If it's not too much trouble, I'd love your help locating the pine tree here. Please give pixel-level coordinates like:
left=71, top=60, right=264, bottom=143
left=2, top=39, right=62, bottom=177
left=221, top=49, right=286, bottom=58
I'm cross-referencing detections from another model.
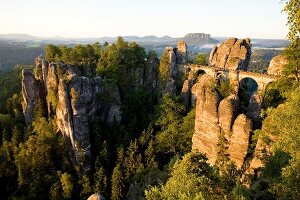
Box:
left=94, top=166, right=108, bottom=197
left=111, top=164, right=124, bottom=200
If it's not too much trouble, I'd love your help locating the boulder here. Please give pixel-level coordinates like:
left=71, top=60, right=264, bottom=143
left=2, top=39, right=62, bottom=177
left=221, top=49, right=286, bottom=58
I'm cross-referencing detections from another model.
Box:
left=267, top=54, right=287, bottom=76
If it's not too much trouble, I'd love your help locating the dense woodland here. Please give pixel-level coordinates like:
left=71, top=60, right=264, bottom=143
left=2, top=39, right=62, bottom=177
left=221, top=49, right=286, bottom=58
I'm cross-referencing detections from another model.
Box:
left=1, top=1, right=300, bottom=199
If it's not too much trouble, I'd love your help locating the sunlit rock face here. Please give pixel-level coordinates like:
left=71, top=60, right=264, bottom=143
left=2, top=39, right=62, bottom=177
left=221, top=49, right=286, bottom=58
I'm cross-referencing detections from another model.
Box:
left=192, top=75, right=254, bottom=169
left=268, top=54, right=287, bottom=76
left=161, top=41, right=188, bottom=94
left=209, top=38, right=251, bottom=70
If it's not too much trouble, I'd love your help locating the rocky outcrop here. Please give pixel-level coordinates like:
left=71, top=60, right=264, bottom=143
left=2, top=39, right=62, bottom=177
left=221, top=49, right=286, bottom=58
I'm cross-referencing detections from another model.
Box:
left=267, top=54, right=287, bottom=76
left=192, top=75, right=221, bottom=164
left=181, top=80, right=191, bottom=109
left=22, top=57, right=122, bottom=172
left=228, top=114, right=253, bottom=168
left=161, top=41, right=188, bottom=94
left=192, top=75, right=256, bottom=168
left=209, top=38, right=251, bottom=70
left=176, top=41, right=187, bottom=64
left=22, top=54, right=159, bottom=171
left=218, top=94, right=239, bottom=134
left=22, top=69, right=41, bottom=124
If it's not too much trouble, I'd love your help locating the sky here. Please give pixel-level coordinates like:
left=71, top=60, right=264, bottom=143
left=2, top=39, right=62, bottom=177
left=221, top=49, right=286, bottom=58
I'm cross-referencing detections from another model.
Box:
left=0, top=0, right=288, bottom=39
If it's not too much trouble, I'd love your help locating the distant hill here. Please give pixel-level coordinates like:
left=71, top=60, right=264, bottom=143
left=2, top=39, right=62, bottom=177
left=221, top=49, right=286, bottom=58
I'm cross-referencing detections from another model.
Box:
left=0, top=33, right=290, bottom=72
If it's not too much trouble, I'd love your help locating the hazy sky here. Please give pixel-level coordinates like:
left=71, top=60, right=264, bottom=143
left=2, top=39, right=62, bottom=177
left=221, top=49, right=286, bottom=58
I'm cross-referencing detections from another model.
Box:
left=0, top=0, right=288, bottom=39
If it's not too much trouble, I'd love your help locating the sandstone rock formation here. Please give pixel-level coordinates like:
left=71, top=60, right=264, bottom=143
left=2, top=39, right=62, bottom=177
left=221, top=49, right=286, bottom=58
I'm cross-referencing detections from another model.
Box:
left=22, top=57, right=122, bottom=171
left=22, top=55, right=159, bottom=172
left=181, top=80, right=191, bottom=109
left=176, top=40, right=187, bottom=64
left=192, top=75, right=256, bottom=168
left=192, top=75, right=221, bottom=164
left=267, top=54, right=287, bottom=76
left=228, top=114, right=253, bottom=168
left=161, top=41, right=188, bottom=94
left=22, top=69, right=42, bottom=124
left=209, top=38, right=251, bottom=70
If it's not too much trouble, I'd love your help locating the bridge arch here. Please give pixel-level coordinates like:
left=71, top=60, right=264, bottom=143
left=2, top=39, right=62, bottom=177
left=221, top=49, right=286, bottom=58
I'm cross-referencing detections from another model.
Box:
left=238, top=77, right=259, bottom=107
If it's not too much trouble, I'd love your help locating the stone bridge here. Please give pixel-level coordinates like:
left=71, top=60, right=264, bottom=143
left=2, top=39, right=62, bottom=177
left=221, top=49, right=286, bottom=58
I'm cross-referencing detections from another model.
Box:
left=186, top=64, right=278, bottom=91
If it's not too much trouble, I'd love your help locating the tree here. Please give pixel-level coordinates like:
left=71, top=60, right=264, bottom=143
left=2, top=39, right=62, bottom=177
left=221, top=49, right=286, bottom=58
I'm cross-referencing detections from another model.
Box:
left=94, top=166, right=108, bottom=196
left=145, top=152, right=219, bottom=200
left=111, top=164, right=124, bottom=200
left=283, top=39, right=300, bottom=82
left=124, top=140, right=144, bottom=180
left=158, top=50, right=170, bottom=85
left=257, top=85, right=300, bottom=199
left=194, top=54, right=208, bottom=65
left=282, top=0, right=300, bottom=42
left=155, top=94, right=186, bottom=154
left=79, top=175, right=93, bottom=198
left=60, top=172, right=74, bottom=199
left=45, top=44, right=61, bottom=61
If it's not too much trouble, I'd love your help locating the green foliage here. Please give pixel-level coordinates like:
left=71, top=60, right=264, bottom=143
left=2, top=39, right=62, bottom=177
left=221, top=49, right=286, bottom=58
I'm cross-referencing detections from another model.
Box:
left=111, top=164, right=124, bottom=200
left=215, top=78, right=232, bottom=99
left=79, top=175, right=93, bottom=199
left=94, top=166, right=108, bottom=196
left=155, top=94, right=186, bottom=154
left=158, top=50, right=170, bottom=85
left=145, top=152, right=219, bottom=200
left=283, top=39, right=300, bottom=82
left=248, top=49, right=282, bottom=73
left=282, top=0, right=300, bottom=41
left=194, top=54, right=208, bottom=65
left=263, top=78, right=294, bottom=108
left=96, top=37, right=146, bottom=92
left=257, top=84, right=300, bottom=199
left=46, top=44, right=62, bottom=61
left=60, top=172, right=74, bottom=199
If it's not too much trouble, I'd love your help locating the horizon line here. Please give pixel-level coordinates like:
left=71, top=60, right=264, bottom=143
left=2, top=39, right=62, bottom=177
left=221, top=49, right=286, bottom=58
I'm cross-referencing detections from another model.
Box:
left=0, top=32, right=288, bottom=41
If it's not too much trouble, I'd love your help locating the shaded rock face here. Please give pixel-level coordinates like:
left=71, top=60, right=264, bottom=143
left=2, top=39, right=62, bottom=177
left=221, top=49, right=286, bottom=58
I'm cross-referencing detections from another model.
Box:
left=192, top=75, right=221, bottom=164
left=181, top=80, right=191, bottom=109
left=22, top=69, right=43, bottom=124
left=209, top=38, right=251, bottom=70
left=192, top=75, right=255, bottom=168
left=22, top=57, right=122, bottom=172
left=268, top=54, right=287, bottom=76
left=22, top=56, right=159, bottom=171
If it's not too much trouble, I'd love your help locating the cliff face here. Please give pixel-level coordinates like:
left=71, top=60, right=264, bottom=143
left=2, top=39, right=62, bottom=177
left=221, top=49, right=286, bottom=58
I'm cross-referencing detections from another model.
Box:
left=191, top=75, right=254, bottom=169
left=209, top=38, right=251, bottom=70
left=22, top=58, right=123, bottom=171
left=190, top=38, right=264, bottom=169
left=22, top=55, right=159, bottom=171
